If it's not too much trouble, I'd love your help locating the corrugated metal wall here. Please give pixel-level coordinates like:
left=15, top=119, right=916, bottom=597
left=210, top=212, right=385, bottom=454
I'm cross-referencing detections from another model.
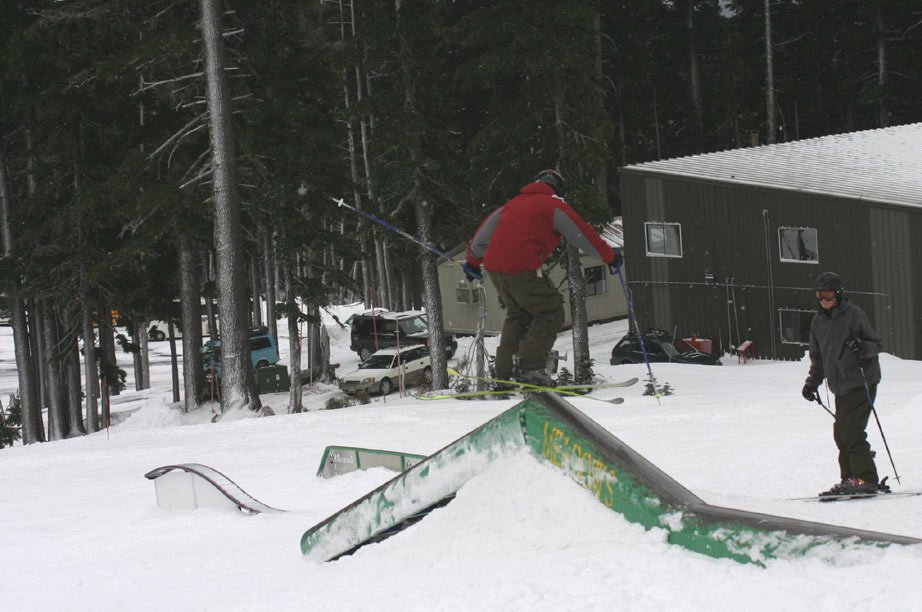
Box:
left=620, top=169, right=922, bottom=360
left=869, top=208, right=916, bottom=358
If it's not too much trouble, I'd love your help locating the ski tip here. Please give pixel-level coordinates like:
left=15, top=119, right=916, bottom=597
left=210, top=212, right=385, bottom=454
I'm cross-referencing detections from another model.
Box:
left=609, top=398, right=625, bottom=404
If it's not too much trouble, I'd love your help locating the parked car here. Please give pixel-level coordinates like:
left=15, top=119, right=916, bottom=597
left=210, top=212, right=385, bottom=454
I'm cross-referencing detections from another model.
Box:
left=339, top=346, right=432, bottom=396
left=203, top=327, right=279, bottom=378
left=148, top=315, right=214, bottom=341
left=348, top=309, right=458, bottom=362
left=610, top=330, right=722, bottom=366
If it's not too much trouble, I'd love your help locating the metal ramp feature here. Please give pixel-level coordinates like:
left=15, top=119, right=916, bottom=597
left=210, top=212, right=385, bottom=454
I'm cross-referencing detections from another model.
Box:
left=300, top=393, right=922, bottom=565
left=316, top=445, right=426, bottom=479
left=145, top=463, right=285, bottom=514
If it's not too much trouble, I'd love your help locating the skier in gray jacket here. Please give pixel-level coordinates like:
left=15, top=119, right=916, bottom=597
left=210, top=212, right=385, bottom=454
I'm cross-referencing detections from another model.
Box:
left=802, top=272, right=883, bottom=496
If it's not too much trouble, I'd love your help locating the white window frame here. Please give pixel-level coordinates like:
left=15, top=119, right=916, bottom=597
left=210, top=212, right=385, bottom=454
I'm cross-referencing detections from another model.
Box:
left=644, top=221, right=683, bottom=258
left=778, top=308, right=814, bottom=346
left=584, top=264, right=607, bottom=297
left=455, top=282, right=481, bottom=305
left=778, top=226, right=819, bottom=264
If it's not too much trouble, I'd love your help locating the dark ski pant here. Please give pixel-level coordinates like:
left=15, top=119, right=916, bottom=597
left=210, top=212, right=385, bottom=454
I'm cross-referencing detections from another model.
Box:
left=834, top=385, right=879, bottom=484
left=488, top=269, right=564, bottom=379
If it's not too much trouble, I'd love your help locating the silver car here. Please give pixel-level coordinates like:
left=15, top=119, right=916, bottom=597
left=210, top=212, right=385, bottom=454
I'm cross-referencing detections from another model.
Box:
left=339, top=346, right=433, bottom=395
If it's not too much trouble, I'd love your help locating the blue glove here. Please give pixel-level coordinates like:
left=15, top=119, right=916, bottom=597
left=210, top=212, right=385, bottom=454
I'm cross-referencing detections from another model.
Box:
left=462, top=262, right=482, bottom=282
left=844, top=336, right=864, bottom=355
left=608, top=248, right=623, bottom=275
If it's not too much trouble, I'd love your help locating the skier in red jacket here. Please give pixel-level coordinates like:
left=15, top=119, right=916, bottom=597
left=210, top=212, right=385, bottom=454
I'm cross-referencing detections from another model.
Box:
left=464, top=169, right=622, bottom=386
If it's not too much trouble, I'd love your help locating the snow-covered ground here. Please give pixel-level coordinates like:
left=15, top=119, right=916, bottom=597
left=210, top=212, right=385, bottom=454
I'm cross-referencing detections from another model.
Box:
left=1, top=306, right=921, bottom=612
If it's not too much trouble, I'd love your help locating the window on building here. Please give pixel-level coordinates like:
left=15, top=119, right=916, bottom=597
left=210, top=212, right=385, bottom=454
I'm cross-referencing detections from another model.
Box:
left=779, top=308, right=814, bottom=345
left=455, top=282, right=481, bottom=304
left=778, top=227, right=819, bottom=263
left=645, top=222, right=683, bottom=257
left=584, top=265, right=606, bottom=296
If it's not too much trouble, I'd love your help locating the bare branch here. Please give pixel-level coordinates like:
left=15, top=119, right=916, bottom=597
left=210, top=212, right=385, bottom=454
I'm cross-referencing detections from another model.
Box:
left=134, top=72, right=205, bottom=96
left=148, top=112, right=208, bottom=161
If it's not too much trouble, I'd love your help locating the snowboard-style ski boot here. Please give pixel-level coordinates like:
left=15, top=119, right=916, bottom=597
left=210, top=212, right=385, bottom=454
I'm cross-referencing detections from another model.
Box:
left=821, top=478, right=879, bottom=497
left=518, top=369, right=554, bottom=387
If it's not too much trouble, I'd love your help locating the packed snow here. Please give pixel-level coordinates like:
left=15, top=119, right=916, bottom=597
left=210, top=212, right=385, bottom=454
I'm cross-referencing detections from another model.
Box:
left=1, top=304, right=921, bottom=612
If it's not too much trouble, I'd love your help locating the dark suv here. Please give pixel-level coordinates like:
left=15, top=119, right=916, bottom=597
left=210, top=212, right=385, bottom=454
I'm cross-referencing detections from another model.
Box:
left=348, top=310, right=458, bottom=362
left=610, top=330, right=721, bottom=366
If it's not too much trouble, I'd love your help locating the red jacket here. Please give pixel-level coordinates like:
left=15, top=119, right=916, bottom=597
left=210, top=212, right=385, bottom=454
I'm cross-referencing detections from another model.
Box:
left=466, top=182, right=616, bottom=274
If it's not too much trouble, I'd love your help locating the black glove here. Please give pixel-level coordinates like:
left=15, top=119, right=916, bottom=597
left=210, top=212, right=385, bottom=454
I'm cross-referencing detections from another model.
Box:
left=801, top=383, right=819, bottom=402
left=844, top=336, right=864, bottom=355
left=461, top=261, right=482, bottom=282
left=608, top=248, right=623, bottom=275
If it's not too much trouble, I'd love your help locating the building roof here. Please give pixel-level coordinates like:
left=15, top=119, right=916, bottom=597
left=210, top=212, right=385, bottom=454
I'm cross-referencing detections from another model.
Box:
left=600, top=218, right=623, bottom=248
left=621, top=123, right=922, bottom=208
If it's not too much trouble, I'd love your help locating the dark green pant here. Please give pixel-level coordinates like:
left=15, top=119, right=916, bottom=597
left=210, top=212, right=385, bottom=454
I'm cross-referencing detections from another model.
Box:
left=488, top=270, right=564, bottom=379
left=834, top=385, right=879, bottom=484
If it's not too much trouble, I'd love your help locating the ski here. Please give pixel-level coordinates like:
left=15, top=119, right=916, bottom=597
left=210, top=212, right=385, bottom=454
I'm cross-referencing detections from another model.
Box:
left=444, top=368, right=636, bottom=405
left=793, top=490, right=922, bottom=503
left=417, top=388, right=625, bottom=403
left=448, top=368, right=638, bottom=391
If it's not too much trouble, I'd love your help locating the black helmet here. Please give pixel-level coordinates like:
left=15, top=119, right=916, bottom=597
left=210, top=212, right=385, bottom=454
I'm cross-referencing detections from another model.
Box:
left=813, top=272, right=843, bottom=295
left=534, top=168, right=565, bottom=196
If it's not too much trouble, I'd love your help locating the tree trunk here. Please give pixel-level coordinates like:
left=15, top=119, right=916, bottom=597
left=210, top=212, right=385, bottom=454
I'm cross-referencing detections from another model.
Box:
left=551, top=64, right=592, bottom=385
left=593, top=11, right=609, bottom=207
left=875, top=1, right=889, bottom=127
left=566, top=246, right=592, bottom=384
left=262, top=227, right=277, bottom=342
left=374, top=236, right=389, bottom=309
left=130, top=324, right=143, bottom=392
left=401, top=268, right=411, bottom=312
left=96, top=297, right=114, bottom=428
left=81, top=295, right=100, bottom=433
left=203, top=251, right=219, bottom=338
left=65, top=335, right=86, bottom=438
left=200, top=0, right=260, bottom=413
left=0, top=144, right=42, bottom=444
left=31, top=299, right=46, bottom=419
left=338, top=0, right=374, bottom=308
left=285, top=263, right=303, bottom=414
left=249, top=253, right=262, bottom=329
left=384, top=240, right=398, bottom=311
left=168, top=319, right=180, bottom=404
left=686, top=0, right=704, bottom=153
left=764, top=0, right=776, bottom=143
left=395, top=0, right=447, bottom=390
left=98, top=296, right=118, bottom=403
left=137, top=319, right=151, bottom=390
left=415, top=200, right=448, bottom=389
left=178, top=233, right=205, bottom=411
left=307, top=303, right=320, bottom=383
left=41, top=299, right=66, bottom=441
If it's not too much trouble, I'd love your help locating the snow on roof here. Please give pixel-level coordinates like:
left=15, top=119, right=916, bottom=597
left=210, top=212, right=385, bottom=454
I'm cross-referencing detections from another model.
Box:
left=379, top=310, right=425, bottom=320
left=622, top=122, right=922, bottom=208
left=601, top=219, right=623, bottom=248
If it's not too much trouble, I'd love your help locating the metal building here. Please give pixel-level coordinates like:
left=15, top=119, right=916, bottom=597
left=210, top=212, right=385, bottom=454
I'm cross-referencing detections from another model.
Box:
left=619, top=123, right=922, bottom=360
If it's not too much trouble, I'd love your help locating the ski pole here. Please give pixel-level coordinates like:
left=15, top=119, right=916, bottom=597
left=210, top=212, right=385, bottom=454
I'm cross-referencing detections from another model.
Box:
left=332, top=197, right=460, bottom=266
left=616, top=267, right=660, bottom=403
left=858, top=363, right=901, bottom=485
left=812, top=392, right=835, bottom=418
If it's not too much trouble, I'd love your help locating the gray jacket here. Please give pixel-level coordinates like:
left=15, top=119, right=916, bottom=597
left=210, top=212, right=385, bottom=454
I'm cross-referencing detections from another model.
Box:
left=806, top=298, right=881, bottom=395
